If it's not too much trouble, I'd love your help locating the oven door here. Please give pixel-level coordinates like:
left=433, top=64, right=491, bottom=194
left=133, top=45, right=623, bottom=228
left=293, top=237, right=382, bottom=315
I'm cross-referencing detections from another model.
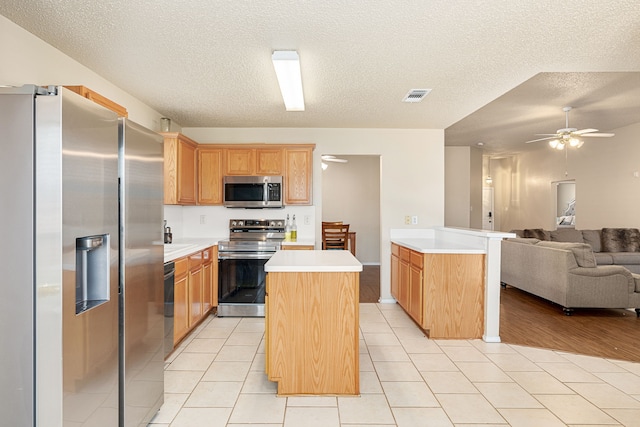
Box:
left=217, top=252, right=273, bottom=316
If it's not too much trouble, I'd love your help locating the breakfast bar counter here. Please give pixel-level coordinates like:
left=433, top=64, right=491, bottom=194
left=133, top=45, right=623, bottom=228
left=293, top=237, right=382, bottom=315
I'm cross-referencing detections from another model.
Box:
left=264, top=250, right=362, bottom=396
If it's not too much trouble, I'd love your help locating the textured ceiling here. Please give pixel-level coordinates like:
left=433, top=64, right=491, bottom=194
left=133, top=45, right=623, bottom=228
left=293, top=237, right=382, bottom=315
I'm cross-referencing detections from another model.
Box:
left=1, top=1, right=640, bottom=152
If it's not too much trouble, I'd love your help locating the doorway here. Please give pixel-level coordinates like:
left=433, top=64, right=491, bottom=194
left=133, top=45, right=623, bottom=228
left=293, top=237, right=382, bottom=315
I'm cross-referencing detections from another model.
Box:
left=482, top=187, right=494, bottom=231
left=321, top=154, right=381, bottom=302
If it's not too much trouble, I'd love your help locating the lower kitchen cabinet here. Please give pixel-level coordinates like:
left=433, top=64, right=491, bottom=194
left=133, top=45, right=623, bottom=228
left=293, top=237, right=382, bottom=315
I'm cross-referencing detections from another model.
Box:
left=390, top=243, right=485, bottom=339
left=173, top=245, right=217, bottom=346
left=188, top=252, right=204, bottom=327
left=173, top=258, right=189, bottom=344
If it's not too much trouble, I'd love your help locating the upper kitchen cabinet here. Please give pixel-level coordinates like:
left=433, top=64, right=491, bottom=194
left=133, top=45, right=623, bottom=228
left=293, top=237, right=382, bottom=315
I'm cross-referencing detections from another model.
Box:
left=65, top=85, right=128, bottom=117
left=163, top=132, right=198, bottom=205
left=223, top=147, right=284, bottom=176
left=197, top=146, right=223, bottom=205
left=284, top=146, right=314, bottom=205
left=256, top=148, right=284, bottom=175
left=223, top=148, right=255, bottom=175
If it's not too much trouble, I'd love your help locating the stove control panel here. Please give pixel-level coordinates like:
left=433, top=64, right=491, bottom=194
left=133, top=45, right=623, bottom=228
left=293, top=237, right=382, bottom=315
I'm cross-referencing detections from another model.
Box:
left=229, top=219, right=285, bottom=230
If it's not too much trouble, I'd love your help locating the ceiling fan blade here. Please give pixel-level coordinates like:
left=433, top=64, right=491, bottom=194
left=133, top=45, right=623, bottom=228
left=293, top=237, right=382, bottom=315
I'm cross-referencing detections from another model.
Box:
left=573, top=128, right=598, bottom=135
left=534, top=134, right=558, bottom=136
left=580, top=132, right=615, bottom=138
left=525, top=136, right=556, bottom=144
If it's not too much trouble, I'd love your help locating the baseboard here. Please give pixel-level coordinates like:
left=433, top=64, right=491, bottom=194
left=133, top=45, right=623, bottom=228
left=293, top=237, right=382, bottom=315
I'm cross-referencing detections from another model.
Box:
left=378, top=298, right=397, bottom=304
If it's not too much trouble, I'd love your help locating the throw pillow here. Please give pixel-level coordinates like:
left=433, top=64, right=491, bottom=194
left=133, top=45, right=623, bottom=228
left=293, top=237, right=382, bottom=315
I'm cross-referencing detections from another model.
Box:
left=581, top=230, right=602, bottom=252
left=523, top=228, right=550, bottom=240
left=601, top=228, right=640, bottom=252
left=537, top=241, right=597, bottom=268
left=550, top=228, right=584, bottom=243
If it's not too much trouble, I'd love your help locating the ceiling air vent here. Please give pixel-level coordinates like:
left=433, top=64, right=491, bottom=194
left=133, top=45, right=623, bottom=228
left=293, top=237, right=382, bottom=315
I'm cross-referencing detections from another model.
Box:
left=402, top=88, right=431, bottom=103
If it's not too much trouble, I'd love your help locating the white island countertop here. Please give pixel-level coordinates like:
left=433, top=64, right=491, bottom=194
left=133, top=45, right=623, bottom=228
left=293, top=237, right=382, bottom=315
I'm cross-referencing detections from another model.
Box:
left=265, top=250, right=363, bottom=272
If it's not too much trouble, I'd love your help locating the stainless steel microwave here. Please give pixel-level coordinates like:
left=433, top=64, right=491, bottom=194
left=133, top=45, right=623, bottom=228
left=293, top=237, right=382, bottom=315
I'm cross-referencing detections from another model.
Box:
left=223, top=176, right=283, bottom=208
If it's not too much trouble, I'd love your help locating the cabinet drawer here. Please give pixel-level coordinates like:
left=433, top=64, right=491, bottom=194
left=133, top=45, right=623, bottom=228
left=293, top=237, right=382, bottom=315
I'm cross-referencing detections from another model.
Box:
left=391, top=243, right=400, bottom=257
left=202, top=247, right=213, bottom=263
left=175, top=257, right=188, bottom=278
left=410, top=251, right=423, bottom=269
left=188, top=251, right=203, bottom=270
left=399, top=247, right=411, bottom=262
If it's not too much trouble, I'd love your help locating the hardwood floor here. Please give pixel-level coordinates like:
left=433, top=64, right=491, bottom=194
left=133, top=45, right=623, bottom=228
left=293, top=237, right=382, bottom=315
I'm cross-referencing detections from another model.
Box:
left=500, top=285, right=640, bottom=363
left=359, top=265, right=380, bottom=303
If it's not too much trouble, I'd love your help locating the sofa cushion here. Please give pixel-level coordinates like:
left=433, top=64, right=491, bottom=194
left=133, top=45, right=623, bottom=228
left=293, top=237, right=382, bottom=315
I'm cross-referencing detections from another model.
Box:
left=594, top=252, right=613, bottom=265
left=505, top=237, right=540, bottom=245
left=601, top=228, right=640, bottom=252
left=537, top=241, right=597, bottom=268
left=581, top=230, right=602, bottom=252
left=550, top=228, right=585, bottom=243
left=609, top=252, right=640, bottom=265
left=523, top=228, right=550, bottom=240
left=509, top=229, right=525, bottom=238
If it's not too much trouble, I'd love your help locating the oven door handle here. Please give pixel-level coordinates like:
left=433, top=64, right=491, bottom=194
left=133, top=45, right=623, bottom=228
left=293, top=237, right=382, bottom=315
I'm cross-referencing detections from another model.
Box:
left=218, top=253, right=276, bottom=260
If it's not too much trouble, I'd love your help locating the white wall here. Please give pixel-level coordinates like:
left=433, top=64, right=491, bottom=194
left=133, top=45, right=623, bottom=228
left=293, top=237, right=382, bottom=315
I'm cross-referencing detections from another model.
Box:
left=445, top=147, right=470, bottom=227
left=0, top=15, right=166, bottom=131
left=184, top=127, right=445, bottom=302
left=322, top=155, right=381, bottom=264
left=493, top=121, right=640, bottom=231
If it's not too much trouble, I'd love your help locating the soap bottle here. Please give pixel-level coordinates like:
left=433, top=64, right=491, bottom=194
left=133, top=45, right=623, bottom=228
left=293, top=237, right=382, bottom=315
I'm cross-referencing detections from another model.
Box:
left=284, top=214, right=291, bottom=242
left=291, top=214, right=297, bottom=242
left=164, top=220, right=172, bottom=244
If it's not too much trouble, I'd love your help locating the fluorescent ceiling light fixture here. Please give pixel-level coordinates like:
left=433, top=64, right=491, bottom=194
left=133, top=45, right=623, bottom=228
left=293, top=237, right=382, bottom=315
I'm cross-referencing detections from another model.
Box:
left=272, top=50, right=305, bottom=111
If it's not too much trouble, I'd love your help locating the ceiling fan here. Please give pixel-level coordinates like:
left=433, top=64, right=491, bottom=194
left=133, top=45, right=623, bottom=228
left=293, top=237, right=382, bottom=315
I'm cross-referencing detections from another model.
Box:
left=321, top=155, right=348, bottom=163
left=525, top=106, right=615, bottom=149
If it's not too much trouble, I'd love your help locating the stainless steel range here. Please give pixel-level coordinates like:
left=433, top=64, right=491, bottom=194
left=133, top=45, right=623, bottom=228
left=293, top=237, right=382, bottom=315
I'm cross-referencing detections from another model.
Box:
left=217, top=219, right=285, bottom=317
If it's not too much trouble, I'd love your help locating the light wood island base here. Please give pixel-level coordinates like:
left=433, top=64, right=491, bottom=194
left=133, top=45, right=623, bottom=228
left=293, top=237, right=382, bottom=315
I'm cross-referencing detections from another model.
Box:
left=264, top=251, right=361, bottom=396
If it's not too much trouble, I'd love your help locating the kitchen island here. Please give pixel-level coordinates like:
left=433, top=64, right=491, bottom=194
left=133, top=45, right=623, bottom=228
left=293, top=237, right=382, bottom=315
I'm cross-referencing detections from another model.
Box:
left=264, top=250, right=362, bottom=396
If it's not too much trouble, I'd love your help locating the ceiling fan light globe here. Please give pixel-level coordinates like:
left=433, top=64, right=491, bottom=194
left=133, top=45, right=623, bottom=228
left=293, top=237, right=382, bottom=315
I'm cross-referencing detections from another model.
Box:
left=556, top=142, right=565, bottom=150
left=549, top=139, right=559, bottom=149
left=569, top=137, right=582, bottom=147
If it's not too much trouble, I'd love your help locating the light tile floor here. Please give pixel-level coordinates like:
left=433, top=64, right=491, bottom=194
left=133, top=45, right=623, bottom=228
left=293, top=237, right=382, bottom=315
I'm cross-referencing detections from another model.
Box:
left=151, top=303, right=640, bottom=427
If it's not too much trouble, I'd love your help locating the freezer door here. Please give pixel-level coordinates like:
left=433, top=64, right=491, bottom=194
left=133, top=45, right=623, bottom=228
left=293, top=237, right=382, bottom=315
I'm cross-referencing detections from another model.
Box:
left=119, top=118, right=165, bottom=427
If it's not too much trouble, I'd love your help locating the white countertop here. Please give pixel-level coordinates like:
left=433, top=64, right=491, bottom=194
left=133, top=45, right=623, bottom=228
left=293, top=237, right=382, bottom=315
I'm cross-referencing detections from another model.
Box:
left=391, top=238, right=485, bottom=254
left=265, top=250, right=363, bottom=272
left=163, top=237, right=224, bottom=263
left=281, top=238, right=315, bottom=247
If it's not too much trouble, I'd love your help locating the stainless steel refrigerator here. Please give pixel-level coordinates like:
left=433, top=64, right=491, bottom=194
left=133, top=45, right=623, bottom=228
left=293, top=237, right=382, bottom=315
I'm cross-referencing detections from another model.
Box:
left=0, top=85, right=164, bottom=426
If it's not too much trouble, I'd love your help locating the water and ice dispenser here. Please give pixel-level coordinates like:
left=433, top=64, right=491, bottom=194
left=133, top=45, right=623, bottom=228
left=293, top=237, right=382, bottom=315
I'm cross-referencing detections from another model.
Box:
left=75, top=234, right=110, bottom=314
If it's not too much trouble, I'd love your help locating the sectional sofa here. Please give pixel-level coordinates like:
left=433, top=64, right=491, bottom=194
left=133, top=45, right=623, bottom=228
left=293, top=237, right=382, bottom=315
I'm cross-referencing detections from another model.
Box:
left=501, top=228, right=640, bottom=316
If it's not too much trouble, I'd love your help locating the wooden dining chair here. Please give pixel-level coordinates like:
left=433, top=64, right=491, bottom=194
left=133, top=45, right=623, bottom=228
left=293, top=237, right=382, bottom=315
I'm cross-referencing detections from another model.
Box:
left=322, top=223, right=350, bottom=250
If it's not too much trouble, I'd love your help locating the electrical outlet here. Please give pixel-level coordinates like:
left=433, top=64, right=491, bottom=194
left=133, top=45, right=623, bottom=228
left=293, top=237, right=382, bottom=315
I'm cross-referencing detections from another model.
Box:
left=411, top=216, right=418, bottom=225
left=405, top=216, right=411, bottom=225
left=200, top=215, right=206, bottom=224
left=304, top=215, right=311, bottom=225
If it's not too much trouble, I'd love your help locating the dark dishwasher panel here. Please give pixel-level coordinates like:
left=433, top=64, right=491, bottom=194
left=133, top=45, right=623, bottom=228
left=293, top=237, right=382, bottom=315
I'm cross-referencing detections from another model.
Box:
left=163, top=261, right=175, bottom=358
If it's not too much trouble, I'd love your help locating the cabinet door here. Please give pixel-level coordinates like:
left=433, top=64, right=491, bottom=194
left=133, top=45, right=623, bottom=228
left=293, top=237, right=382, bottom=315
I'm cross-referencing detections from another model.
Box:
left=177, top=138, right=197, bottom=204
left=202, top=261, right=212, bottom=314
left=256, top=148, right=284, bottom=175
left=398, top=247, right=411, bottom=310
left=224, top=148, right=255, bottom=175
left=284, top=147, right=312, bottom=205
left=409, top=264, right=423, bottom=325
left=198, top=147, right=223, bottom=205
left=163, top=133, right=198, bottom=205
left=390, top=255, right=399, bottom=300
left=174, top=274, right=189, bottom=344
left=211, top=246, right=218, bottom=307
left=188, top=267, right=203, bottom=327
